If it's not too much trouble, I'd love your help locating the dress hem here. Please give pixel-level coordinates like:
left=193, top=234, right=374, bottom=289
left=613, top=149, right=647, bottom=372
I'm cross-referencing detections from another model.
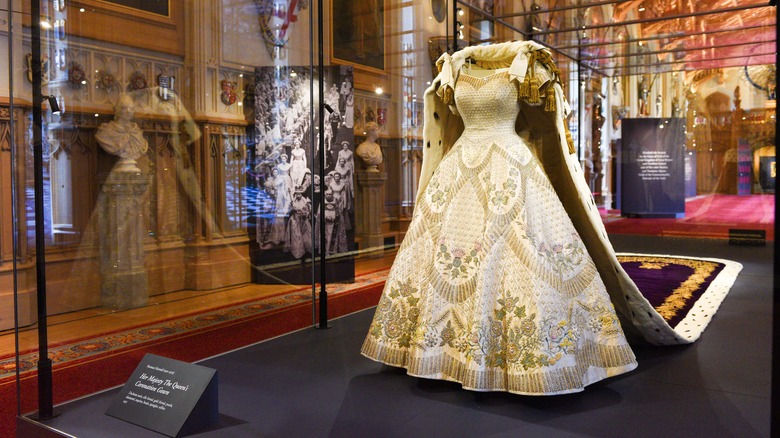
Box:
left=361, top=337, right=637, bottom=396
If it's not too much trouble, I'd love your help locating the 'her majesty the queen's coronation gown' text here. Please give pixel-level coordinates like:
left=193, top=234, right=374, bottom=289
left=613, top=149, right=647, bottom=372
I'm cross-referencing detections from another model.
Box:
left=361, top=42, right=639, bottom=395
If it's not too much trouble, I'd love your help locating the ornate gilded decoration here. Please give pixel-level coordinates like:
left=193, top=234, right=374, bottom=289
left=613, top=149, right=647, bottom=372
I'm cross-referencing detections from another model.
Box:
left=127, top=71, right=148, bottom=92
left=67, top=62, right=87, bottom=89
left=96, top=70, right=119, bottom=91
left=25, top=53, right=50, bottom=85
left=220, top=80, right=238, bottom=106
left=254, top=0, right=309, bottom=59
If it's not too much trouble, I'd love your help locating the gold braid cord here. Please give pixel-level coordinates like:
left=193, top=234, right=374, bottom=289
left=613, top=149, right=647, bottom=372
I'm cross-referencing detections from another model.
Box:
left=519, top=49, right=565, bottom=113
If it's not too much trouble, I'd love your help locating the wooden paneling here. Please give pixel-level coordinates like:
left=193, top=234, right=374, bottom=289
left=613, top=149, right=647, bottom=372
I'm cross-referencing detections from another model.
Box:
left=66, top=0, right=184, bottom=56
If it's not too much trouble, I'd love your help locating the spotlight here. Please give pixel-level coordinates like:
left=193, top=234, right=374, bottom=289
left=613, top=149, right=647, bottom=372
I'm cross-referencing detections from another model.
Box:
left=375, top=87, right=383, bottom=95
left=457, top=7, right=464, bottom=16
left=44, top=95, right=60, bottom=114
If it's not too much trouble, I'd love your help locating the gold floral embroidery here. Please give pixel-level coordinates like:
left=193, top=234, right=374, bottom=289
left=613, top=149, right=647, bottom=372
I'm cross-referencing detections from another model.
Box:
left=435, top=238, right=484, bottom=281
left=638, top=261, right=670, bottom=270
left=617, top=256, right=720, bottom=321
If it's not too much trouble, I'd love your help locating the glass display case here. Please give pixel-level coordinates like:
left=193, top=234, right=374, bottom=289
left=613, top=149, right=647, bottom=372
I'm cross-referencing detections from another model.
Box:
left=0, top=0, right=775, bottom=436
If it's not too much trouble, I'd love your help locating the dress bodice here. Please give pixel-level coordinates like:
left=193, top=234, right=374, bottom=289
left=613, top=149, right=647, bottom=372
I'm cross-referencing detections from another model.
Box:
left=454, top=71, right=519, bottom=135
left=291, top=148, right=305, bottom=161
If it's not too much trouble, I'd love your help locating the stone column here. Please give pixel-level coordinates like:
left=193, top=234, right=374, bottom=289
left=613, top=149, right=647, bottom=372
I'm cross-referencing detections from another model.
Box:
left=99, top=171, right=152, bottom=310
left=356, top=170, right=387, bottom=255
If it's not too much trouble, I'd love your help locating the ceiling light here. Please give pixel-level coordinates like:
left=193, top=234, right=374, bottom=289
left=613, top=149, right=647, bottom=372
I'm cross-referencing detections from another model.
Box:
left=375, top=87, right=383, bottom=95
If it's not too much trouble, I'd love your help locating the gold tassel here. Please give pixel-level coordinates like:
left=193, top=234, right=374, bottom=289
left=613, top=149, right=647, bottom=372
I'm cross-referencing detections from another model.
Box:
left=565, top=126, right=576, bottom=154
left=545, top=85, right=556, bottom=112
left=518, top=76, right=530, bottom=98
left=528, top=76, right=541, bottom=104
left=524, top=51, right=541, bottom=105
left=442, top=86, right=454, bottom=105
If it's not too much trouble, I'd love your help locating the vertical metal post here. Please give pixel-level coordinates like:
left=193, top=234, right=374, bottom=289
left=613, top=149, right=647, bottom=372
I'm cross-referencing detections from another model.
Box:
left=770, top=2, right=779, bottom=436
left=317, top=0, right=328, bottom=329
left=30, top=0, right=55, bottom=421
left=452, top=0, right=459, bottom=53
left=9, top=0, right=23, bottom=418
left=309, top=0, right=316, bottom=326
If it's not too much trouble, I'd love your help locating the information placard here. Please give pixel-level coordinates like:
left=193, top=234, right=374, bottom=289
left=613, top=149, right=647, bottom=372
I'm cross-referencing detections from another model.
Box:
left=621, top=118, right=686, bottom=218
left=106, top=354, right=218, bottom=437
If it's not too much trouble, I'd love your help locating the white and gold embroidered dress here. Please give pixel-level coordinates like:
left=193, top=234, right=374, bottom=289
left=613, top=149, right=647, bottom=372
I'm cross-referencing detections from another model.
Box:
left=361, top=41, right=701, bottom=395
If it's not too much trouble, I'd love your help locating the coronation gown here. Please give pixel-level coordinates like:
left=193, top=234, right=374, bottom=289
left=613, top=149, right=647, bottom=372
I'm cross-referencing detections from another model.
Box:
left=361, top=52, right=637, bottom=395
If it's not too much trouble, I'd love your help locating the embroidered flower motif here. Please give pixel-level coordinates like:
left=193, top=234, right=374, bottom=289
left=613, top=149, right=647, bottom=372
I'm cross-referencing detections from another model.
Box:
left=506, top=342, right=521, bottom=361
left=435, top=239, right=484, bottom=281
left=408, top=307, right=420, bottom=323
left=427, top=180, right=450, bottom=209
left=539, top=318, right=578, bottom=362
left=440, top=320, right=456, bottom=347
left=491, top=190, right=510, bottom=206
left=385, top=320, right=402, bottom=339
left=520, top=318, right=536, bottom=336
left=548, top=325, right=565, bottom=342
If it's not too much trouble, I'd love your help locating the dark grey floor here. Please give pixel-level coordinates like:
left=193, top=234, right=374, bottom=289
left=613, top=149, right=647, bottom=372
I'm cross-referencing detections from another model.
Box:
left=33, top=236, right=772, bottom=437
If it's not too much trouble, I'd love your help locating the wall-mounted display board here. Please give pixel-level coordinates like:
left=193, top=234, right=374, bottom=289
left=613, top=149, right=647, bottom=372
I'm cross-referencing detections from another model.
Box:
left=621, top=118, right=686, bottom=218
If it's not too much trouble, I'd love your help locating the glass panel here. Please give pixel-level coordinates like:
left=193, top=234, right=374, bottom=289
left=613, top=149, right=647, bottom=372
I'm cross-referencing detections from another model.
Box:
left=455, top=0, right=776, bottom=240
left=2, top=0, right=774, bottom=435
left=4, top=0, right=319, bottom=429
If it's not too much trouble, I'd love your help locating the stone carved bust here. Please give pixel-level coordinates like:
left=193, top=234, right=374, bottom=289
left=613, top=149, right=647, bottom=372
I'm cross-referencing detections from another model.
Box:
left=95, top=94, right=148, bottom=172
left=355, top=121, right=383, bottom=172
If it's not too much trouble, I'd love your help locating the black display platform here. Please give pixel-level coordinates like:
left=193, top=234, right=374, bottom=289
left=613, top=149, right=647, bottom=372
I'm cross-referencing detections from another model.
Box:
left=25, top=236, right=772, bottom=437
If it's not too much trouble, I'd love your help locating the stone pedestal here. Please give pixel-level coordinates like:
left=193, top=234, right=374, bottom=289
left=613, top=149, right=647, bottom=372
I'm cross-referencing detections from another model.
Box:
left=356, top=170, right=387, bottom=255
left=99, top=171, right=152, bottom=310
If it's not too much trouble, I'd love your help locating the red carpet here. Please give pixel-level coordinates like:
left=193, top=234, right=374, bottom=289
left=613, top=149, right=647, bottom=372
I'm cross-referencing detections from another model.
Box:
left=0, top=278, right=385, bottom=438
left=602, top=194, right=774, bottom=240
